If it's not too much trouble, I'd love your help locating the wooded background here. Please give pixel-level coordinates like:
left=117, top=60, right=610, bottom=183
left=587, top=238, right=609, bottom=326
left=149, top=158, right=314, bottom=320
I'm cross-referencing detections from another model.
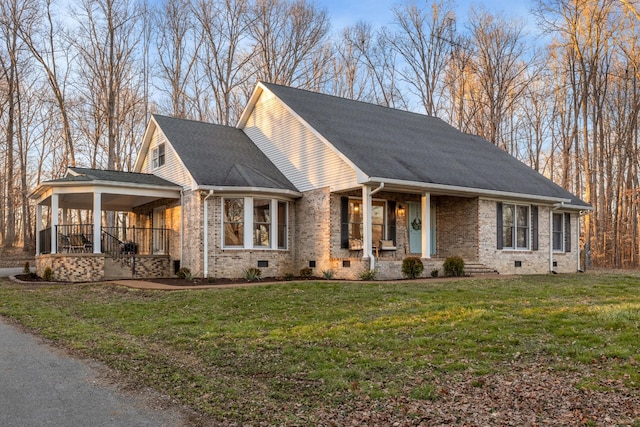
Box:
left=1, top=0, right=638, bottom=268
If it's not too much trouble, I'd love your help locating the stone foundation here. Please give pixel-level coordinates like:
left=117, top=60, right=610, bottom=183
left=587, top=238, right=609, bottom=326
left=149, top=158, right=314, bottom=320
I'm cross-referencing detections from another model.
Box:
left=35, top=254, right=172, bottom=283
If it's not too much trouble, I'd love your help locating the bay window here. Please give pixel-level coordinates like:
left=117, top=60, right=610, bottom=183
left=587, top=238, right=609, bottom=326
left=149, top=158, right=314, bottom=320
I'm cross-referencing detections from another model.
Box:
left=223, top=197, right=288, bottom=249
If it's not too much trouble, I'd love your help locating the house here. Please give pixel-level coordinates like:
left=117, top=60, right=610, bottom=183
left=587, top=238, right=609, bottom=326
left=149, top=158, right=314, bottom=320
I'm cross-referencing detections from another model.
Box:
left=30, top=82, right=591, bottom=282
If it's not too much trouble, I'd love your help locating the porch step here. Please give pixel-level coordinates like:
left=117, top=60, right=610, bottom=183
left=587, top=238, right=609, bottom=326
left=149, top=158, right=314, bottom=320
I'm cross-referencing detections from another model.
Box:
left=104, top=256, right=133, bottom=280
left=464, top=262, right=498, bottom=275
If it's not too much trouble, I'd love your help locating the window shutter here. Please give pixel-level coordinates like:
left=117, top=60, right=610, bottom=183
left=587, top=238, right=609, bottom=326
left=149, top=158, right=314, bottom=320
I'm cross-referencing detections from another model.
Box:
left=341, top=197, right=349, bottom=249
left=531, top=205, right=538, bottom=251
left=387, top=201, right=396, bottom=244
left=496, top=202, right=503, bottom=249
left=564, top=212, right=571, bottom=252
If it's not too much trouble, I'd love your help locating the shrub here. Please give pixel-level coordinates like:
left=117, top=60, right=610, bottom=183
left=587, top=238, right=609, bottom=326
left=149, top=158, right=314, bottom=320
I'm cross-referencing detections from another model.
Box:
left=358, top=268, right=377, bottom=281
left=207, top=276, right=216, bottom=283
left=23, top=261, right=30, bottom=274
left=322, top=269, right=335, bottom=280
left=42, top=267, right=53, bottom=281
left=283, top=272, right=295, bottom=281
left=244, top=267, right=262, bottom=282
left=443, top=256, right=465, bottom=277
left=299, top=267, right=313, bottom=279
left=176, top=267, right=193, bottom=280
left=401, top=257, right=424, bottom=279
left=431, top=268, right=439, bottom=278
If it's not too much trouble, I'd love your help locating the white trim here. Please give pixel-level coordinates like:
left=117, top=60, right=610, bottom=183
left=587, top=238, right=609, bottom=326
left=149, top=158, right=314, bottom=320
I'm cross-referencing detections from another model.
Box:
left=500, top=203, right=531, bottom=251
left=422, top=193, right=431, bottom=258
left=196, top=185, right=301, bottom=198
left=551, top=212, right=565, bottom=253
left=92, top=192, right=102, bottom=254
left=36, top=205, right=42, bottom=255
left=366, top=176, right=577, bottom=206
left=51, top=194, right=59, bottom=254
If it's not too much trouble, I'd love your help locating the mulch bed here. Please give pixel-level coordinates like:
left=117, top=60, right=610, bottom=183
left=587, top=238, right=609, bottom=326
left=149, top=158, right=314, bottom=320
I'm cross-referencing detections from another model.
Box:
left=147, top=276, right=317, bottom=287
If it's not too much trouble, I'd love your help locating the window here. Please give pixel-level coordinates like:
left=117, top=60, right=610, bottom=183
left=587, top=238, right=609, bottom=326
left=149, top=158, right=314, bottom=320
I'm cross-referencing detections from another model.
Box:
left=347, top=199, right=385, bottom=244
left=223, top=198, right=244, bottom=247
left=253, top=199, right=271, bottom=247
left=223, top=197, right=288, bottom=249
left=277, top=201, right=287, bottom=249
left=152, top=143, right=165, bottom=169
left=501, top=203, right=529, bottom=250
left=552, top=213, right=564, bottom=251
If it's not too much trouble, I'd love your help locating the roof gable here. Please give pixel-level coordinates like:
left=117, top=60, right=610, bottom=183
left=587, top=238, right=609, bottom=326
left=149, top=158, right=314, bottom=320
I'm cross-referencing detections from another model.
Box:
left=151, top=115, right=298, bottom=192
left=259, top=83, right=589, bottom=207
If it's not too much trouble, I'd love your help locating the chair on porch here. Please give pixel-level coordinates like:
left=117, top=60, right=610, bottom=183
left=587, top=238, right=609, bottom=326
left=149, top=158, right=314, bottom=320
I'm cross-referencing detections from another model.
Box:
left=377, top=240, right=397, bottom=257
left=68, top=234, right=92, bottom=252
left=58, top=234, right=71, bottom=252
left=349, top=238, right=363, bottom=251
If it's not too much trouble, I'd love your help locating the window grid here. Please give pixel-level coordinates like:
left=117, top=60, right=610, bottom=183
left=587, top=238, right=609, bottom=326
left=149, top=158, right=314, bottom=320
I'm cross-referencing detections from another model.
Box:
left=222, top=197, right=288, bottom=250
left=502, top=203, right=530, bottom=250
left=552, top=213, right=564, bottom=251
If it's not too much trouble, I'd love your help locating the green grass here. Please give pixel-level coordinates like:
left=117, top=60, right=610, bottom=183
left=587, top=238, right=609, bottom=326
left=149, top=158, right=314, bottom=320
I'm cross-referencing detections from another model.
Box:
left=0, top=273, right=639, bottom=423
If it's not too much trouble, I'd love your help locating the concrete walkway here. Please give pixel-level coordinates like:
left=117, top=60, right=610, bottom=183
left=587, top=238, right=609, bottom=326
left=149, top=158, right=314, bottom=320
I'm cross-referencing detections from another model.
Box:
left=0, top=267, right=31, bottom=277
left=0, top=318, right=188, bottom=427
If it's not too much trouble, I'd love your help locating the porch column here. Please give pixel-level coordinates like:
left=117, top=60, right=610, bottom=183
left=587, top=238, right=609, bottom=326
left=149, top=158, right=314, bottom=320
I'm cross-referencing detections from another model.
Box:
left=362, top=185, right=373, bottom=268
left=51, top=193, right=59, bottom=254
left=421, top=192, right=431, bottom=259
left=93, top=192, right=102, bottom=254
left=35, top=204, right=42, bottom=255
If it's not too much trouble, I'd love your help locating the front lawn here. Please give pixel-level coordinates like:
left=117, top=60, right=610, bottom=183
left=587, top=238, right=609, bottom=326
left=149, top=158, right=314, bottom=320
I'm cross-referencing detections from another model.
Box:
left=0, top=273, right=638, bottom=425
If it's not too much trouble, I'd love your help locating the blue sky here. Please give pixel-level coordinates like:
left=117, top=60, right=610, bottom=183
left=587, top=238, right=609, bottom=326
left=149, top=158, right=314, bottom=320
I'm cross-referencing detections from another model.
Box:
left=321, top=0, right=535, bottom=32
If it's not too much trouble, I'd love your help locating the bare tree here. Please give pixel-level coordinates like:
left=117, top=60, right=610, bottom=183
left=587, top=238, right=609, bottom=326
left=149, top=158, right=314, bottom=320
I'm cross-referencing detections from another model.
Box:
left=247, top=0, right=330, bottom=89
left=465, top=7, right=534, bottom=150
left=0, top=0, right=30, bottom=247
left=193, top=0, right=254, bottom=125
left=71, top=0, right=144, bottom=170
left=153, top=0, right=198, bottom=118
left=344, top=22, right=407, bottom=108
left=390, top=0, right=454, bottom=116
left=18, top=0, right=76, bottom=169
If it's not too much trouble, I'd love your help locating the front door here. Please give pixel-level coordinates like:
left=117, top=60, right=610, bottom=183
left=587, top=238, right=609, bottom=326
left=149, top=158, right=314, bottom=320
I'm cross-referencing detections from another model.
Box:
left=407, top=202, right=436, bottom=256
left=153, top=207, right=166, bottom=254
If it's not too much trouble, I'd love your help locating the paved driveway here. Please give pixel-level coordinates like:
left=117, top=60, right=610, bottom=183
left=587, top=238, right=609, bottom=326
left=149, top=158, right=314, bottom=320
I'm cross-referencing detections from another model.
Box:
left=0, top=267, right=29, bottom=277
left=0, top=318, right=188, bottom=426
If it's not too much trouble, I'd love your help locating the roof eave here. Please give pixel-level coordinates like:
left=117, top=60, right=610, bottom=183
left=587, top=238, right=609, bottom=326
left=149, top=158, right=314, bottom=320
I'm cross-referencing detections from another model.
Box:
left=133, top=115, right=160, bottom=172
left=196, top=185, right=302, bottom=198
left=364, top=176, right=580, bottom=206
left=29, top=179, right=182, bottom=200
left=236, top=83, right=265, bottom=129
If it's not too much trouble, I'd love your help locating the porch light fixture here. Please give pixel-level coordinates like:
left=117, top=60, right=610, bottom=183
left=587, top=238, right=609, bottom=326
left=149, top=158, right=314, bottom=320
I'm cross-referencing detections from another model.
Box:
left=397, top=205, right=406, bottom=217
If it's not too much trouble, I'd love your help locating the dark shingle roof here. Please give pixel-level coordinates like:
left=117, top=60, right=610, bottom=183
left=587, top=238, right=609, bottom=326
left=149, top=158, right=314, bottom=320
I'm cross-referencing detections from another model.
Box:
left=55, top=167, right=179, bottom=187
left=262, top=83, right=589, bottom=207
left=153, top=115, right=298, bottom=191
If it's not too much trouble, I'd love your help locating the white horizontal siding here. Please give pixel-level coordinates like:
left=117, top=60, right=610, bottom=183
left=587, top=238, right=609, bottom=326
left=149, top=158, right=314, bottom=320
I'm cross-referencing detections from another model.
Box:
left=243, top=90, right=358, bottom=192
left=141, top=129, right=193, bottom=188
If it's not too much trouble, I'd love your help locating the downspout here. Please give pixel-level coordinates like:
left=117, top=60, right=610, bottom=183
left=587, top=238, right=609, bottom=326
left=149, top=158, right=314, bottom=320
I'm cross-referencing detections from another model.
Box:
left=550, top=202, right=565, bottom=273
left=180, top=190, right=184, bottom=273
left=203, top=190, right=214, bottom=278
left=368, top=182, right=384, bottom=270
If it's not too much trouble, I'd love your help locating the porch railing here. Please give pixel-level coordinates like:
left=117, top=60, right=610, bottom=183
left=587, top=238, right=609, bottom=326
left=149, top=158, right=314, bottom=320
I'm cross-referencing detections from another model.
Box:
left=38, top=224, right=169, bottom=258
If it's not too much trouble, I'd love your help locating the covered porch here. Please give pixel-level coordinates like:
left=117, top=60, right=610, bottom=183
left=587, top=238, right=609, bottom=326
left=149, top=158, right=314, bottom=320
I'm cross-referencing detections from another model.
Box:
left=30, top=168, right=182, bottom=282
left=332, top=181, right=495, bottom=280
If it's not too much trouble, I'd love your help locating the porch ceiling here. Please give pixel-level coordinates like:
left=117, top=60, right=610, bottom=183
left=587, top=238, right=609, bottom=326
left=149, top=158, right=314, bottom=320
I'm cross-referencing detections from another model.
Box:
left=38, top=192, right=177, bottom=211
